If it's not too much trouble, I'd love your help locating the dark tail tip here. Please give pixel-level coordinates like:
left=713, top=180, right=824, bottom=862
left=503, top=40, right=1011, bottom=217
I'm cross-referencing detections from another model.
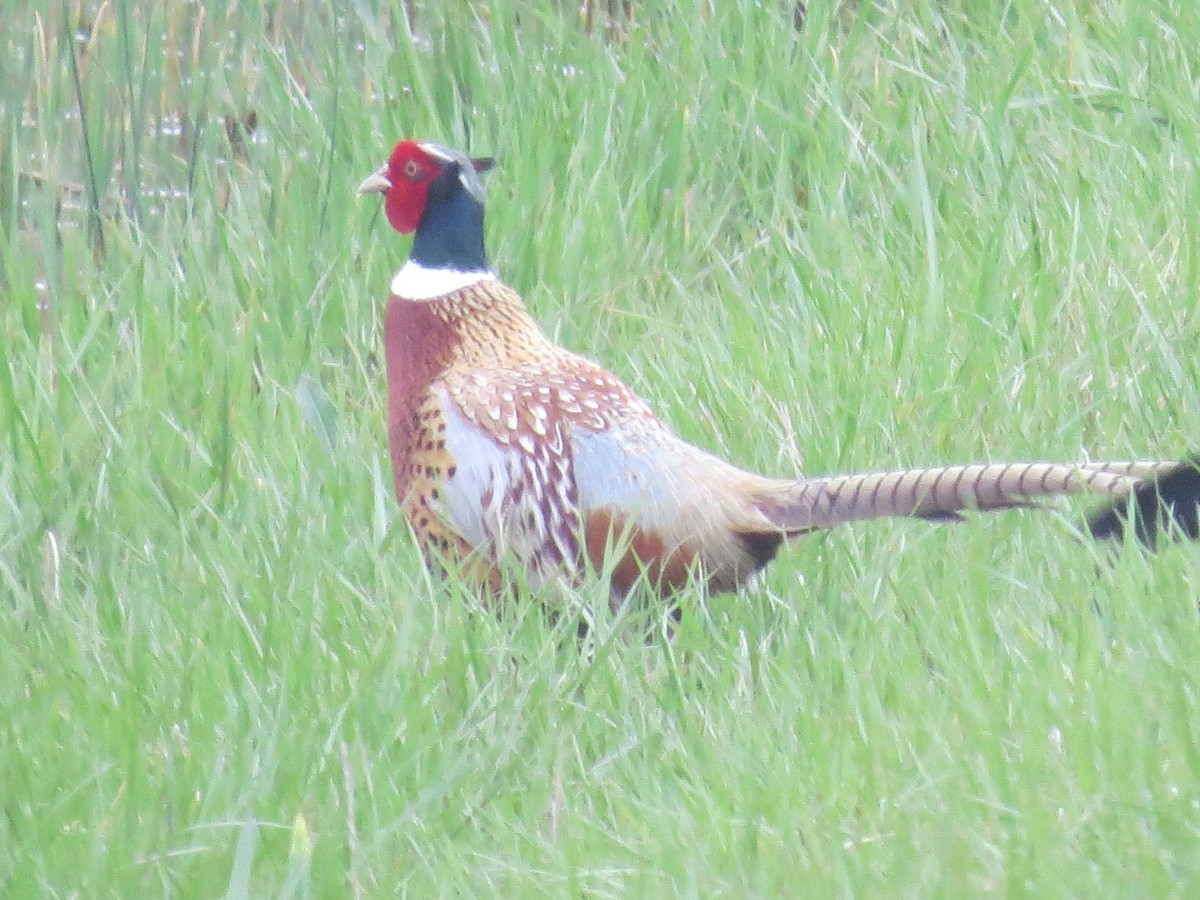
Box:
left=1087, top=457, right=1200, bottom=548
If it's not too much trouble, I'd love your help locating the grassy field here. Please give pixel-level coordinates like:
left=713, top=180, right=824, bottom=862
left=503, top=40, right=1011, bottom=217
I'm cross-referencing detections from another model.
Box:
left=4, top=0, right=1200, bottom=895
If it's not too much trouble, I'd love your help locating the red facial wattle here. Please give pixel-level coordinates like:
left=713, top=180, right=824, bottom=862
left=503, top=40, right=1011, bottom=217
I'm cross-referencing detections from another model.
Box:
left=383, top=175, right=428, bottom=234
left=382, top=142, right=433, bottom=235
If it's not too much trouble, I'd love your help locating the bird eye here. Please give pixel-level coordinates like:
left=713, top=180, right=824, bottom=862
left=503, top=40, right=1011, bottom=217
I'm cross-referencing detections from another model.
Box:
left=403, top=160, right=421, bottom=179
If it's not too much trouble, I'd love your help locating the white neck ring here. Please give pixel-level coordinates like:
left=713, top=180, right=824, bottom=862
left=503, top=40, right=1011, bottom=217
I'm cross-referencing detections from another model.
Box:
left=390, top=260, right=494, bottom=300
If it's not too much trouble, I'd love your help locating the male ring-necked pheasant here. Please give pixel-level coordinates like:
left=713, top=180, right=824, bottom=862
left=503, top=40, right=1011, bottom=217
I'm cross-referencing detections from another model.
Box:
left=359, top=139, right=1200, bottom=603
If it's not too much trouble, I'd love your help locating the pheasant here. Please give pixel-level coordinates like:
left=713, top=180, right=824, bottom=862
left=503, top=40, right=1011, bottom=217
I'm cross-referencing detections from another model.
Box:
left=358, top=139, right=1200, bottom=605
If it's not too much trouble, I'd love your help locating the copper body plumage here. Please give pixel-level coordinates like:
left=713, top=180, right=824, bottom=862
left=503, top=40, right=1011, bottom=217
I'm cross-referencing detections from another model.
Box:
left=360, top=139, right=1200, bottom=606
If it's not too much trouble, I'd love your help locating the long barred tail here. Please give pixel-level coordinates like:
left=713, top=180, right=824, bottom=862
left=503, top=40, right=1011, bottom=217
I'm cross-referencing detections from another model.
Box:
left=754, top=460, right=1197, bottom=542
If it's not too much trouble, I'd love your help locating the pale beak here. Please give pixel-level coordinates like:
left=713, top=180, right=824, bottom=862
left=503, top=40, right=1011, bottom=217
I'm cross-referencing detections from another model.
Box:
left=357, top=165, right=391, bottom=195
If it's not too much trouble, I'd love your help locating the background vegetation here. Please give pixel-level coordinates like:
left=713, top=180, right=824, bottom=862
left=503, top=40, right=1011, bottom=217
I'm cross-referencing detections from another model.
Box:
left=3, top=0, right=1199, bottom=895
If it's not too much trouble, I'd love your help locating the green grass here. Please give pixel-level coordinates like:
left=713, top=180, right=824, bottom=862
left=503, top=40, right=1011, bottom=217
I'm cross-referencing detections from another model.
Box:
left=4, top=0, right=1200, bottom=895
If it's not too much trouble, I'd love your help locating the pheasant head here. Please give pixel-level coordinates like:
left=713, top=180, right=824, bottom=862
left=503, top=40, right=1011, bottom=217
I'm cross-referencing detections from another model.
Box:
left=358, top=140, right=496, bottom=286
